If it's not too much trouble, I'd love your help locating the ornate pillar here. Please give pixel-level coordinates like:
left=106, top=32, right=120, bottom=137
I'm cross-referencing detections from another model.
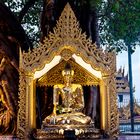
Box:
left=100, top=74, right=119, bottom=137
left=17, top=71, right=36, bottom=138
left=100, top=78, right=108, bottom=130
left=100, top=76, right=111, bottom=133
left=25, top=73, right=36, bottom=131
left=17, top=71, right=27, bottom=138
left=108, top=75, right=119, bottom=137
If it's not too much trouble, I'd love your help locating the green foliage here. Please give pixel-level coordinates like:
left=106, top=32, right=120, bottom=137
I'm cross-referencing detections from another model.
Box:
left=2, top=0, right=24, bottom=14
left=21, top=1, right=43, bottom=44
left=2, top=0, right=42, bottom=45
left=2, top=0, right=140, bottom=52
left=89, top=0, right=102, bottom=8
left=99, top=0, right=140, bottom=53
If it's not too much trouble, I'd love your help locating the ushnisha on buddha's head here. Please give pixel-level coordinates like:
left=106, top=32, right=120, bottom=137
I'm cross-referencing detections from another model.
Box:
left=62, top=63, right=74, bottom=85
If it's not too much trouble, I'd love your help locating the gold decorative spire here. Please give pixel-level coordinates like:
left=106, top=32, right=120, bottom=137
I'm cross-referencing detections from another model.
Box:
left=54, top=3, right=81, bottom=41
left=22, top=3, right=115, bottom=76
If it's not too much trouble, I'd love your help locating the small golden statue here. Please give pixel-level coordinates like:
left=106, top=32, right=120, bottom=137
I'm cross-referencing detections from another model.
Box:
left=43, top=63, right=93, bottom=126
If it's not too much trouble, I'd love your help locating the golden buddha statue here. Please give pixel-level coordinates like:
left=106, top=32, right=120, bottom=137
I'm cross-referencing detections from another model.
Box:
left=43, top=64, right=93, bottom=126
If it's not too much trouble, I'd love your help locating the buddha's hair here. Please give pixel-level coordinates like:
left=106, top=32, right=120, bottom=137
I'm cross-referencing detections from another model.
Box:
left=64, top=63, right=71, bottom=70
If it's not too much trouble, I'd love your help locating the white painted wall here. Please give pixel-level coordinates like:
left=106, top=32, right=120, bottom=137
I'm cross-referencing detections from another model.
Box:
left=118, top=93, right=130, bottom=108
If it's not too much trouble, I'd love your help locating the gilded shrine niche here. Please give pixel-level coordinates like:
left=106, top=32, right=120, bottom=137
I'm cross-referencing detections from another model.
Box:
left=17, top=3, right=119, bottom=139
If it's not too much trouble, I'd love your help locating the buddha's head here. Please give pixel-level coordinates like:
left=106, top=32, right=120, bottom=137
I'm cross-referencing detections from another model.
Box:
left=62, top=63, right=74, bottom=86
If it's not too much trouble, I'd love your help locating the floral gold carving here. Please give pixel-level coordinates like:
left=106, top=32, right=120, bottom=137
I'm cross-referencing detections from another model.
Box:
left=60, top=49, right=73, bottom=61
left=22, top=3, right=115, bottom=75
left=17, top=71, right=27, bottom=138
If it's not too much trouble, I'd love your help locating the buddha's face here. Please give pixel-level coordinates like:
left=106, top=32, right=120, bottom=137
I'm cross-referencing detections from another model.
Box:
left=62, top=69, right=74, bottom=85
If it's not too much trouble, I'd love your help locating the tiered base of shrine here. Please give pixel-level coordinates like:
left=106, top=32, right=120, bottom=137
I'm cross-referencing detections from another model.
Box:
left=33, top=124, right=101, bottom=139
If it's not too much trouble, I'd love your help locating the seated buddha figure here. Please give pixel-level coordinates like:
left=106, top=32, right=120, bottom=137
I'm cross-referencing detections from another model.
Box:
left=43, top=64, right=93, bottom=126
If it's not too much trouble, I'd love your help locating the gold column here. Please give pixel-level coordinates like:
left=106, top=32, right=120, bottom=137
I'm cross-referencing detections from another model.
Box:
left=106, top=83, right=111, bottom=133
left=100, top=78, right=107, bottom=130
left=25, top=73, right=36, bottom=130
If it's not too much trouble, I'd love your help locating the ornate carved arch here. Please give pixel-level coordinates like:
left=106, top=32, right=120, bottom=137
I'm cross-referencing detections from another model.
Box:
left=22, top=3, right=115, bottom=75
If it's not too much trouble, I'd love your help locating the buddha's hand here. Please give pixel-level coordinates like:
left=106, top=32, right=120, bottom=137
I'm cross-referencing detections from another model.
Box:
left=52, top=104, right=57, bottom=116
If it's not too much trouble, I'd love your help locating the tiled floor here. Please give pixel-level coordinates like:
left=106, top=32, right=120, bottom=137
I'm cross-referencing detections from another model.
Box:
left=118, top=135, right=140, bottom=140
left=0, top=135, right=140, bottom=140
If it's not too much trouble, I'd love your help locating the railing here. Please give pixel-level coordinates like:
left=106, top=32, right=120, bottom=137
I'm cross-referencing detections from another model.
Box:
left=118, top=99, right=140, bottom=132
left=120, top=123, right=140, bottom=132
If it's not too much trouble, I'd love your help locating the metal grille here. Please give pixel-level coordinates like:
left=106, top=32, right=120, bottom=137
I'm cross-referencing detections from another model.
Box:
left=118, top=99, right=140, bottom=132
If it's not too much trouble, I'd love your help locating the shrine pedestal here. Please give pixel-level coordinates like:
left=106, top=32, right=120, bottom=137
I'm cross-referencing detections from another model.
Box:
left=33, top=124, right=100, bottom=139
